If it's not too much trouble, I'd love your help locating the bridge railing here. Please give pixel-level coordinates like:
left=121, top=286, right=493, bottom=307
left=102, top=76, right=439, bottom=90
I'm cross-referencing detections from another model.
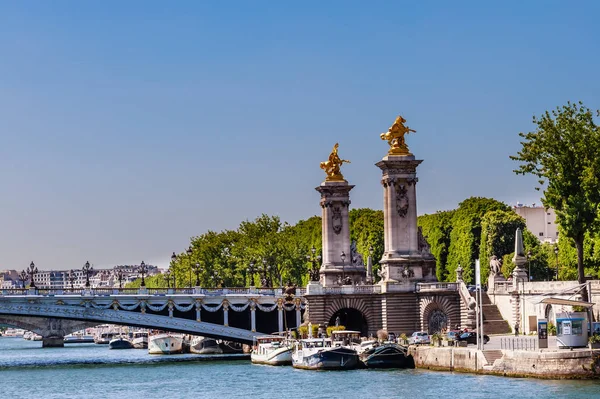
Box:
left=416, top=282, right=458, bottom=292
left=0, top=287, right=302, bottom=297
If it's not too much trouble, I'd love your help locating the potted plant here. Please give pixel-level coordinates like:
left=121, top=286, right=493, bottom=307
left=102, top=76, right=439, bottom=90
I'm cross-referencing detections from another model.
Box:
left=431, top=333, right=442, bottom=347
left=589, top=334, right=600, bottom=349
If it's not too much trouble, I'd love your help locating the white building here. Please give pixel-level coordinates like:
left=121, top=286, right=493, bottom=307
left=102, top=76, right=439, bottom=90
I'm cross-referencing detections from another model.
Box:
left=513, top=203, right=559, bottom=244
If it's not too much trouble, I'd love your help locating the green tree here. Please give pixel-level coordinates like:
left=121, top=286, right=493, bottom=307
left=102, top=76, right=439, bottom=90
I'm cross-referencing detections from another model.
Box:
left=446, top=197, right=511, bottom=283
left=479, top=210, right=526, bottom=281
left=511, top=101, right=600, bottom=302
left=349, top=208, right=384, bottom=280
left=418, top=210, right=454, bottom=281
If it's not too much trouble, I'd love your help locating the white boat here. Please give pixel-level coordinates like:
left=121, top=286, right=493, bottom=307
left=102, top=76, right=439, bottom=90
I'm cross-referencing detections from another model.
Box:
left=148, top=333, right=184, bottom=355
left=132, top=331, right=149, bottom=349
left=292, top=337, right=359, bottom=370
left=251, top=336, right=292, bottom=366
left=31, top=333, right=43, bottom=341
left=94, top=332, right=117, bottom=344
left=3, top=329, right=25, bottom=338
left=65, top=333, right=95, bottom=344
left=23, top=331, right=33, bottom=340
left=190, top=336, right=222, bottom=355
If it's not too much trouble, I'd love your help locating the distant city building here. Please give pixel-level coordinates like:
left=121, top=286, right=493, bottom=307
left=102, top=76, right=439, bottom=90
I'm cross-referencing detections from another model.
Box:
left=0, top=264, right=159, bottom=289
left=513, top=203, right=558, bottom=244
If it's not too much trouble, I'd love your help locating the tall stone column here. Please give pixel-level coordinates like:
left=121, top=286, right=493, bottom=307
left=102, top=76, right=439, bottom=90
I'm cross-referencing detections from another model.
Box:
left=376, top=116, right=436, bottom=284
left=315, top=143, right=365, bottom=286
left=316, top=181, right=353, bottom=286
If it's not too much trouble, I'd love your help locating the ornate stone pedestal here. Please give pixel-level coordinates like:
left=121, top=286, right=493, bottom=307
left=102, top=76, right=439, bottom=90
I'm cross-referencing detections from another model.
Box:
left=376, top=154, right=436, bottom=283
left=316, top=181, right=365, bottom=286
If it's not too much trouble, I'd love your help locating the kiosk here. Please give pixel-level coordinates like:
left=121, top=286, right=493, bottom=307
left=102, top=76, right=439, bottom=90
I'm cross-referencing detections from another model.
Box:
left=556, top=312, right=588, bottom=349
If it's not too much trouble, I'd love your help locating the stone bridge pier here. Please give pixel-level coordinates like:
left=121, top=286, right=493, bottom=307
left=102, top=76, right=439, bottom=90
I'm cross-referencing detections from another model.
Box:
left=0, top=316, right=98, bottom=347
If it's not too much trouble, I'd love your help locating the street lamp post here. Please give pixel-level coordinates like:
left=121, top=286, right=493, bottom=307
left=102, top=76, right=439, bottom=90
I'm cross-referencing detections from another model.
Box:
left=306, top=246, right=322, bottom=282
left=164, top=269, right=172, bottom=289
left=554, top=245, right=559, bottom=281
left=527, top=251, right=532, bottom=282
left=114, top=267, right=124, bottom=289
left=247, top=261, right=255, bottom=287
left=26, top=261, right=38, bottom=288
left=192, top=262, right=201, bottom=287
left=261, top=259, right=271, bottom=288
left=18, top=270, right=28, bottom=288
left=186, top=246, right=193, bottom=288
left=340, top=251, right=347, bottom=285
left=211, top=270, right=220, bottom=288
left=82, top=261, right=93, bottom=288
left=67, top=270, right=76, bottom=290
left=138, top=261, right=148, bottom=288
left=368, top=245, right=374, bottom=284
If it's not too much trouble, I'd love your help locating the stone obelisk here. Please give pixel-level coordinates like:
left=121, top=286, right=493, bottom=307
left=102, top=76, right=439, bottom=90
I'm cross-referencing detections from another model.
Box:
left=512, top=228, right=528, bottom=288
left=376, top=116, right=436, bottom=284
left=316, top=143, right=364, bottom=286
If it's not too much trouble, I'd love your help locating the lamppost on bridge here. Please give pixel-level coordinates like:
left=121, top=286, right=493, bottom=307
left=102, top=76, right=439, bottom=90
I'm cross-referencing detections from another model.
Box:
left=82, top=261, right=93, bottom=288
left=261, top=259, right=272, bottom=288
left=191, top=262, right=202, bottom=287
left=68, top=269, right=76, bottom=290
left=164, top=268, right=172, bottom=289
left=186, top=246, right=193, bottom=288
left=211, top=270, right=220, bottom=288
left=114, top=267, right=124, bottom=289
left=554, top=245, right=559, bottom=281
left=138, top=261, right=148, bottom=288
left=247, top=261, right=255, bottom=287
left=25, top=261, right=38, bottom=289
left=18, top=269, right=28, bottom=288
left=306, top=246, right=321, bottom=282
left=527, top=250, right=532, bottom=282
left=340, top=251, right=349, bottom=285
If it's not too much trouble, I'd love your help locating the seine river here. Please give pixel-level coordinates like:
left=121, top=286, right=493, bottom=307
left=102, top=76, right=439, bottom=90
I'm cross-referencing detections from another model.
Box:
left=1, top=338, right=598, bottom=399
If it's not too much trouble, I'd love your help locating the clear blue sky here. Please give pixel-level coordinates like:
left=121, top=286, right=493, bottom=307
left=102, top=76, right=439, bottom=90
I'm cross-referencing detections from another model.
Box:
left=1, top=1, right=598, bottom=270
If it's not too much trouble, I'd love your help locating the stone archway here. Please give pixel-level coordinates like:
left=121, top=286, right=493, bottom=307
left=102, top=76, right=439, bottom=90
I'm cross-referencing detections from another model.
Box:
left=328, top=308, right=368, bottom=336
left=427, top=309, right=448, bottom=334
left=420, top=295, right=459, bottom=334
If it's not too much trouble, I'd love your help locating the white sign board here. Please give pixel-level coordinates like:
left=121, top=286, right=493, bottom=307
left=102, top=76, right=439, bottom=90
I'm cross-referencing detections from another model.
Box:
left=475, top=259, right=481, bottom=289
left=563, top=321, right=572, bottom=335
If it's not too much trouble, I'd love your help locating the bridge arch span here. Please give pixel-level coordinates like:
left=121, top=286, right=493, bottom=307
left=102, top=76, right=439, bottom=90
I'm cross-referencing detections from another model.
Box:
left=323, top=297, right=374, bottom=335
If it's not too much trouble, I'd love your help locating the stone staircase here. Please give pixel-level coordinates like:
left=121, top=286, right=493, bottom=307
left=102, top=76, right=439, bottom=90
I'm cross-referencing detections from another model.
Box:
left=482, top=349, right=503, bottom=369
left=471, top=291, right=511, bottom=335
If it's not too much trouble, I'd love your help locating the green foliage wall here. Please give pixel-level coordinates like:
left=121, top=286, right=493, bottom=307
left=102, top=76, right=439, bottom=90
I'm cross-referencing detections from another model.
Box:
left=446, top=197, right=511, bottom=283
left=418, top=210, right=454, bottom=281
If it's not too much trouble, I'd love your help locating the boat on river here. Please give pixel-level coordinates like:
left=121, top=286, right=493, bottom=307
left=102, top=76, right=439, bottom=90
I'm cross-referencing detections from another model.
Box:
left=65, top=332, right=95, bottom=344
left=132, top=331, right=148, bottom=349
left=251, top=336, right=292, bottom=366
left=109, top=335, right=134, bottom=350
left=94, top=332, right=117, bottom=344
left=292, top=338, right=359, bottom=370
left=148, top=333, right=184, bottom=355
left=190, top=336, right=222, bottom=355
left=359, top=343, right=415, bottom=369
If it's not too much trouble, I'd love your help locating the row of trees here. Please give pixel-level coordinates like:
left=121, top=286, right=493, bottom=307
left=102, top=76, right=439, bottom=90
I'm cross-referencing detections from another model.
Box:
left=133, top=210, right=384, bottom=289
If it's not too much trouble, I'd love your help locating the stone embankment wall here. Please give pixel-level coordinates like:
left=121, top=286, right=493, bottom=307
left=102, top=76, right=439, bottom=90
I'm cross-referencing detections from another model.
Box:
left=409, top=346, right=600, bottom=379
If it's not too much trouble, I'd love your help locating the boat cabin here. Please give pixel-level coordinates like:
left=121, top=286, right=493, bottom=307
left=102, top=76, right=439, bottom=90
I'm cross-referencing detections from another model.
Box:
left=253, top=336, right=286, bottom=350
left=331, top=330, right=361, bottom=346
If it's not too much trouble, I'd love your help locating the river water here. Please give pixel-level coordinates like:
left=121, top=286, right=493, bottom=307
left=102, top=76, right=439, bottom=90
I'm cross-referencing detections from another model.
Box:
left=1, top=337, right=598, bottom=399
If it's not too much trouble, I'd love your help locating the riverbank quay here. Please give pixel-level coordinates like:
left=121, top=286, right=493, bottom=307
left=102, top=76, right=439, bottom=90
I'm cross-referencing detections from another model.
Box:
left=408, top=344, right=600, bottom=379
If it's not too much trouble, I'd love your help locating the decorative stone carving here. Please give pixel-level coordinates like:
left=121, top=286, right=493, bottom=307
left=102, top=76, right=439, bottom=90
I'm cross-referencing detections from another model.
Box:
left=396, top=183, right=409, bottom=217
left=418, top=227, right=431, bottom=254
left=350, top=240, right=364, bottom=266
left=490, top=255, right=502, bottom=276
left=332, top=206, right=342, bottom=234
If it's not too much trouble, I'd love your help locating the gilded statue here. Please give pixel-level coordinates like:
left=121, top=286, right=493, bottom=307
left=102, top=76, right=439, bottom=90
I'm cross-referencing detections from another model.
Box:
left=320, top=143, right=350, bottom=182
left=380, top=115, right=416, bottom=155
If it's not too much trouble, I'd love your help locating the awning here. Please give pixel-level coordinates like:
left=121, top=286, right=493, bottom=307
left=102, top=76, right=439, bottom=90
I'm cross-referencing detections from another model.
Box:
left=538, top=297, right=595, bottom=308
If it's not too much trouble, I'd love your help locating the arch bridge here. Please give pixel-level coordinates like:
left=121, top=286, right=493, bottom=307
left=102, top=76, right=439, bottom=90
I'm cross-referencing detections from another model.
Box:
left=0, top=287, right=306, bottom=347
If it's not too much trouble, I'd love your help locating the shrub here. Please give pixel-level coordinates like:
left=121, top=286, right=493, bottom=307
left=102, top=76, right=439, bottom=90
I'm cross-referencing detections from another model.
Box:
left=326, top=325, right=346, bottom=337
left=548, top=322, right=556, bottom=336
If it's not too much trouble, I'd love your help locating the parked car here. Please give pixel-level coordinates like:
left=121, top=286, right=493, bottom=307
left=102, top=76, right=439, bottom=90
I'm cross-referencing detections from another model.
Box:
left=445, top=331, right=461, bottom=341
left=456, top=331, right=489, bottom=345
left=409, top=331, right=430, bottom=345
